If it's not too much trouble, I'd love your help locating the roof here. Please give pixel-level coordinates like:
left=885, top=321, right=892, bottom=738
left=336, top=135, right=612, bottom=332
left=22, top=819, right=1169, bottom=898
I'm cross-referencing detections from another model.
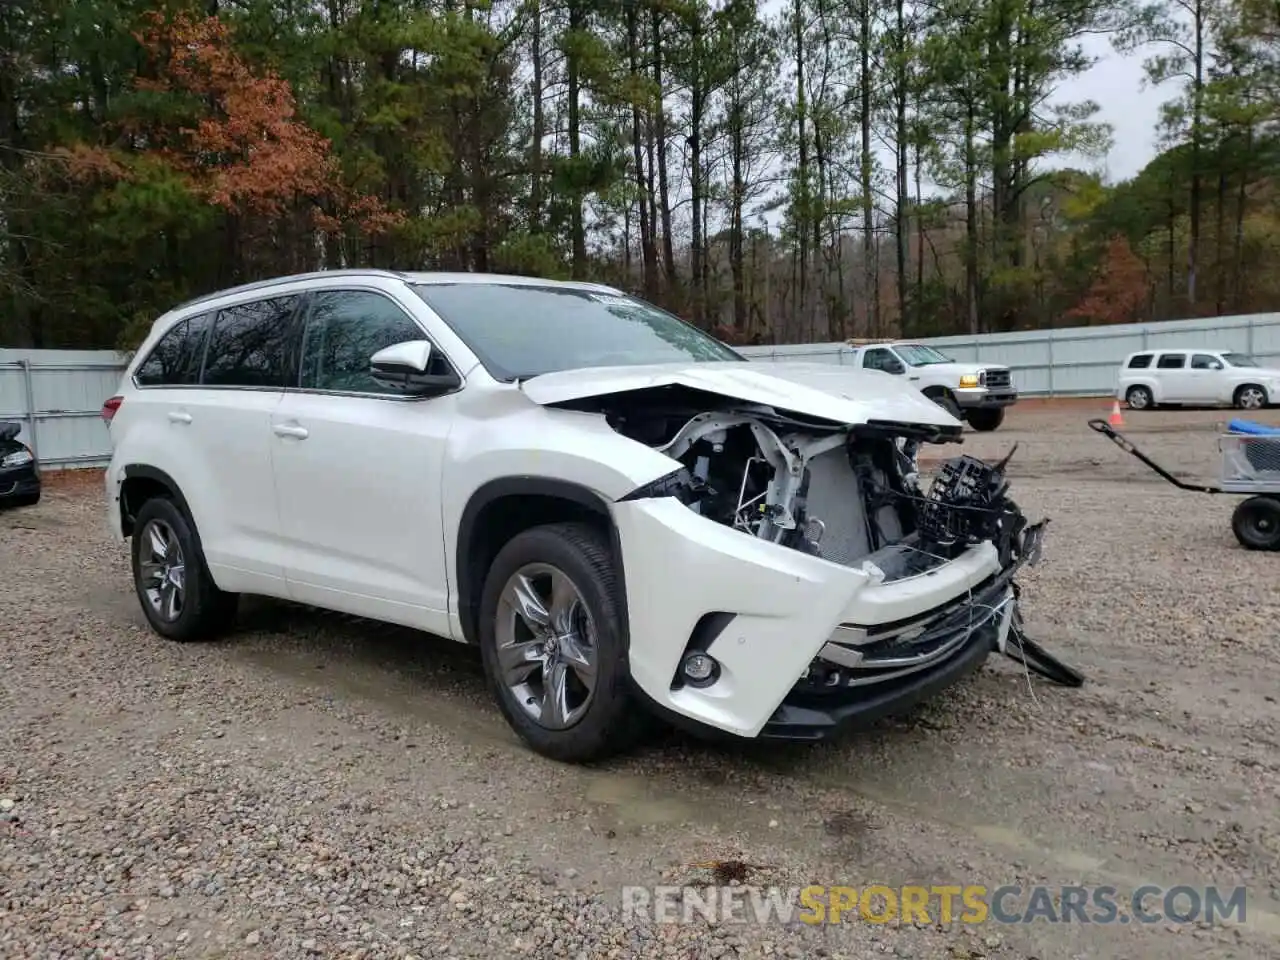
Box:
left=170, top=269, right=623, bottom=313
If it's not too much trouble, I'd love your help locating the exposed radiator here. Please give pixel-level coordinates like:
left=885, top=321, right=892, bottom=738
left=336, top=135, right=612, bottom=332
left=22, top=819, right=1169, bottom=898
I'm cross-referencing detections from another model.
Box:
left=803, top=448, right=873, bottom=567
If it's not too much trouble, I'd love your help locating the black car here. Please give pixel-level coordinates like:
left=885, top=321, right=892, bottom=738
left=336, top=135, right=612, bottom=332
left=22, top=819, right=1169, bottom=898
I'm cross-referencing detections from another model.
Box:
left=0, top=421, right=40, bottom=507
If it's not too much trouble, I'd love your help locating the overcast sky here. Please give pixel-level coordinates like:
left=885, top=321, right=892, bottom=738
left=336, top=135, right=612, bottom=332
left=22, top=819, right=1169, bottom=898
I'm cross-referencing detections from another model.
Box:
left=1055, top=34, right=1164, bottom=181
left=751, top=4, right=1169, bottom=186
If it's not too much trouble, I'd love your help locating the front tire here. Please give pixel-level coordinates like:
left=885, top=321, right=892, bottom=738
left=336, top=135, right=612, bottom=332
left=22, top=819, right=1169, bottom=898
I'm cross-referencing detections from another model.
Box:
left=131, top=497, right=238, bottom=642
left=1232, top=496, right=1280, bottom=551
left=1234, top=384, right=1268, bottom=411
left=965, top=407, right=1005, bottom=432
left=477, top=522, right=645, bottom=763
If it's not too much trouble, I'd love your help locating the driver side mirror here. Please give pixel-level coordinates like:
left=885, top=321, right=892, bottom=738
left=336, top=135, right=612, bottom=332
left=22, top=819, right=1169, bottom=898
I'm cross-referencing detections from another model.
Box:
left=369, top=340, right=460, bottom=396
left=883, top=358, right=906, bottom=375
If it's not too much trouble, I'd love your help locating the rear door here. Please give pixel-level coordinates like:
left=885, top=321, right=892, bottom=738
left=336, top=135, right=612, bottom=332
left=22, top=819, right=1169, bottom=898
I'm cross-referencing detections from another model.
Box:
left=1154, top=351, right=1191, bottom=401
left=177, top=295, right=299, bottom=593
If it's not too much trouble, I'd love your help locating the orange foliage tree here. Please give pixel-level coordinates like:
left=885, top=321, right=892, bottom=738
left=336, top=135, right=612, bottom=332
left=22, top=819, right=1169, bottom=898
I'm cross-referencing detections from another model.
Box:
left=59, top=10, right=397, bottom=238
left=1064, top=235, right=1152, bottom=326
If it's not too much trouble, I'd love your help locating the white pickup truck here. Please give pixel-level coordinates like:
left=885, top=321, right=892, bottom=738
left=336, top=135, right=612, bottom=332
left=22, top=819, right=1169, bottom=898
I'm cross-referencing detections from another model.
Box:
left=844, top=340, right=1018, bottom=431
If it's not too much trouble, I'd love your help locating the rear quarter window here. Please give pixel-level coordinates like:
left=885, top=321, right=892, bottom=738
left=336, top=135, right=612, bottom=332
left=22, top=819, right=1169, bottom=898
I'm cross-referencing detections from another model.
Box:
left=1126, top=354, right=1153, bottom=369
left=133, top=312, right=213, bottom=386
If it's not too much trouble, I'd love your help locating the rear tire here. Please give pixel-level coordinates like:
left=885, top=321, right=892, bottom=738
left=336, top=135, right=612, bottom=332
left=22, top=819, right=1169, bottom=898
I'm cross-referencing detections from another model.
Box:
left=131, top=497, right=238, bottom=642
left=1233, top=384, right=1268, bottom=411
left=965, top=408, right=1005, bottom=432
left=477, top=522, right=647, bottom=763
left=1126, top=385, right=1154, bottom=411
left=1232, top=496, right=1280, bottom=551
left=9, top=491, right=39, bottom=507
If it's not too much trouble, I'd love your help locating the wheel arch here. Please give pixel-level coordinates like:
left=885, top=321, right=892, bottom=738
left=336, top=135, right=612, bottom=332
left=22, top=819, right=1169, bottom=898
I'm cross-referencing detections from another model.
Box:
left=119, top=464, right=194, bottom=538
left=455, top=477, right=629, bottom=646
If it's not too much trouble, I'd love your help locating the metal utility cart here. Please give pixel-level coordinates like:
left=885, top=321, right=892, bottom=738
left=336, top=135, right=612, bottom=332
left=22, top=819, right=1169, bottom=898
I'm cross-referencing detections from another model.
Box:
left=1088, top=418, right=1280, bottom=551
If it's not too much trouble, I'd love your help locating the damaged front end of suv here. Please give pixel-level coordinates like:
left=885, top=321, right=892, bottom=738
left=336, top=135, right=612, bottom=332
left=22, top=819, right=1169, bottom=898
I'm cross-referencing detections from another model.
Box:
left=534, top=375, right=1077, bottom=743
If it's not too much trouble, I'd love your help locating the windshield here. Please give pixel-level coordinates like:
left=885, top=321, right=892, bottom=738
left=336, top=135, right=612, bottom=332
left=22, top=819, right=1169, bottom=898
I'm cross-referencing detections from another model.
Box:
left=411, top=283, right=744, bottom=380
left=1223, top=352, right=1261, bottom=368
left=894, top=343, right=952, bottom=366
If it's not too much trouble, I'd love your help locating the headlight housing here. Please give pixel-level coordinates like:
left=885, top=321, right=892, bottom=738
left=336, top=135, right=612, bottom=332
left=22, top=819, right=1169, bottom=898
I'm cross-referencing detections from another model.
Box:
left=1, top=447, right=33, bottom=468
left=959, top=374, right=980, bottom=389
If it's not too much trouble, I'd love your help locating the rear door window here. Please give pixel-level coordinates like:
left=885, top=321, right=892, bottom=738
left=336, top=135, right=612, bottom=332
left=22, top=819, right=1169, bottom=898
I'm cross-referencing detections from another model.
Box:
left=201, top=296, right=299, bottom=388
left=1156, top=353, right=1186, bottom=369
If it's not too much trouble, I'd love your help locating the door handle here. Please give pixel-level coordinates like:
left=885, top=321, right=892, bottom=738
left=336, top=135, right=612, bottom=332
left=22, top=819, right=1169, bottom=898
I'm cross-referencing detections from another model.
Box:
left=167, top=411, right=192, bottom=424
left=273, top=423, right=309, bottom=440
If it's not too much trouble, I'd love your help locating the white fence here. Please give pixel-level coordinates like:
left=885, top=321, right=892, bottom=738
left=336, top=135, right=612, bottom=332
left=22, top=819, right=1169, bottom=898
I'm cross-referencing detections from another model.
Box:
left=738, top=312, right=1280, bottom=397
left=6, top=311, right=1280, bottom=470
left=1, top=349, right=126, bottom=469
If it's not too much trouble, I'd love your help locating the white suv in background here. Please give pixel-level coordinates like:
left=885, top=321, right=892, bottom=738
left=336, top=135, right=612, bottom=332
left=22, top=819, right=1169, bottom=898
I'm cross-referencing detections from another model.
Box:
left=102, top=270, right=1048, bottom=763
left=1117, top=349, right=1280, bottom=411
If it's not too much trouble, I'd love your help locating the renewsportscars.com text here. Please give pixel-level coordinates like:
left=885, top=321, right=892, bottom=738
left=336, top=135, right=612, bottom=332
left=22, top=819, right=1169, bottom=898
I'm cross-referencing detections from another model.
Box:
left=620, top=884, right=1249, bottom=926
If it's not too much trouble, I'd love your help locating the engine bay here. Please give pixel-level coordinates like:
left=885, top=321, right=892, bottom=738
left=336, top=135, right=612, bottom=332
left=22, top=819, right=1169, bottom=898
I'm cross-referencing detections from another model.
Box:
left=581, top=386, right=1032, bottom=572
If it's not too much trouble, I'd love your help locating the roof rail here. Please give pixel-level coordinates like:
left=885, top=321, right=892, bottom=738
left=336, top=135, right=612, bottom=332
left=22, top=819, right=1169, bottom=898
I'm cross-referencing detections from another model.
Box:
left=171, top=268, right=410, bottom=313
left=844, top=338, right=895, bottom=346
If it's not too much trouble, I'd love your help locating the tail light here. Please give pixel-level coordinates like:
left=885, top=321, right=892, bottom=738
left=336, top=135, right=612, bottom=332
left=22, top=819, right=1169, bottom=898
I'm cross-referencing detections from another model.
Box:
left=102, top=396, right=123, bottom=422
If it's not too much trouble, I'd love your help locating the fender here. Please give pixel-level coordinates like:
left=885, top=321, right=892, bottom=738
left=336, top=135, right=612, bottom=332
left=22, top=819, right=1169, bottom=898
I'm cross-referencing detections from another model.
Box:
left=454, top=476, right=629, bottom=645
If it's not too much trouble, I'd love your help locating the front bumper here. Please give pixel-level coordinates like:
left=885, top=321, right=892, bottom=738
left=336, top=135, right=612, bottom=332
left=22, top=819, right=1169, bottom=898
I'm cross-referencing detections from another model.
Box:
left=0, top=463, right=40, bottom=501
left=955, top=386, right=1017, bottom=409
left=613, top=496, right=1027, bottom=740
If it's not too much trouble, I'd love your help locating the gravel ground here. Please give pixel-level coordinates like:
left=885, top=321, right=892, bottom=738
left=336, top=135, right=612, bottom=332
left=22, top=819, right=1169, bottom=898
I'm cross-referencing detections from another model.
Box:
left=2, top=402, right=1280, bottom=959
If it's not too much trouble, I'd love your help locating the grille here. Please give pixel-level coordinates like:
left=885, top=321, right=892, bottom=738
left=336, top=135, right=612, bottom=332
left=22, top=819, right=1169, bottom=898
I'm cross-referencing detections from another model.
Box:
left=984, top=368, right=1011, bottom=389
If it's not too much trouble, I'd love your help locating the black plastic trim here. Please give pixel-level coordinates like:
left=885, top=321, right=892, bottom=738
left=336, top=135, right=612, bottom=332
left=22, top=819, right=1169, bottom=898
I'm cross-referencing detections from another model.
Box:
left=669, top=612, right=736, bottom=690
left=455, top=477, right=622, bottom=645
left=121, top=464, right=193, bottom=525
left=617, top=467, right=695, bottom=503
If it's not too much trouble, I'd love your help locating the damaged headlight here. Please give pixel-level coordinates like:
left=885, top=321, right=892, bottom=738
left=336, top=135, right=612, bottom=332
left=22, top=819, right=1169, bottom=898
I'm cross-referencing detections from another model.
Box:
left=917, top=448, right=1027, bottom=565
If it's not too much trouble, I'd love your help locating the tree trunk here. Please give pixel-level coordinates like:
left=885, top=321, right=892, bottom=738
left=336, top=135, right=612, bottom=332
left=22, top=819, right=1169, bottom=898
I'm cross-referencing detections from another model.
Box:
left=567, top=0, right=586, bottom=278
left=530, top=0, right=544, bottom=232
left=627, top=3, right=656, bottom=296
left=652, top=7, right=678, bottom=295
left=859, top=0, right=877, bottom=337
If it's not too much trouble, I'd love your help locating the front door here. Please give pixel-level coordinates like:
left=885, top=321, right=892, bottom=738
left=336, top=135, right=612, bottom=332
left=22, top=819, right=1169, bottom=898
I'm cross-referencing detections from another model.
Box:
left=269, top=288, right=459, bottom=636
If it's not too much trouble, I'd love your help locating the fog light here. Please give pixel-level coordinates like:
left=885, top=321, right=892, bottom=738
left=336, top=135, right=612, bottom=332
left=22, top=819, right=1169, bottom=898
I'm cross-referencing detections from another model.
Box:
left=681, top=652, right=717, bottom=684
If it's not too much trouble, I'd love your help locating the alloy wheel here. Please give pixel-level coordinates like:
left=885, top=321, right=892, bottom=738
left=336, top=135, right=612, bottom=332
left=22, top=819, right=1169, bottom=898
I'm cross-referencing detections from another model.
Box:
left=494, top=563, right=599, bottom=731
left=138, top=518, right=186, bottom=622
left=1238, top=386, right=1266, bottom=410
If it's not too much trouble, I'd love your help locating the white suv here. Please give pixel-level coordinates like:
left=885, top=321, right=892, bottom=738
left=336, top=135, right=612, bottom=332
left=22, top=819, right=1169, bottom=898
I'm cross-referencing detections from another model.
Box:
left=102, top=270, right=1047, bottom=762
left=1117, top=348, right=1280, bottom=411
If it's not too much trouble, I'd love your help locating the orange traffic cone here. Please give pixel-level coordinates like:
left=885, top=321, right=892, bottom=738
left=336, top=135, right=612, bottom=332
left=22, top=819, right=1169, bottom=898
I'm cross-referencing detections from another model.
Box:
left=1108, top=400, right=1124, bottom=427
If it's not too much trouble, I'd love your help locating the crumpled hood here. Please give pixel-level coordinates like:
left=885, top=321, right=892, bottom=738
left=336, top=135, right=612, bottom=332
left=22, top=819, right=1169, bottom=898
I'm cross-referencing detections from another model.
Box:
left=519, top=360, right=962, bottom=428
